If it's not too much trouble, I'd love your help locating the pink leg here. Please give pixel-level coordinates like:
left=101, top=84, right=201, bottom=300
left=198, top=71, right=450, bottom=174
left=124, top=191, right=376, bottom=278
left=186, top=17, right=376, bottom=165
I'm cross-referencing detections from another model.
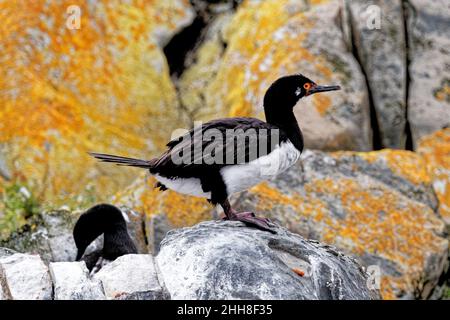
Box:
left=220, top=200, right=276, bottom=234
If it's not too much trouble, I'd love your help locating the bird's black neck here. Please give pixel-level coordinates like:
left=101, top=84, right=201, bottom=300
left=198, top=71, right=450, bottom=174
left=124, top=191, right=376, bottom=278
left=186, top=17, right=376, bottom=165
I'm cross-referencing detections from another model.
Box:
left=264, top=106, right=304, bottom=152
left=103, top=224, right=137, bottom=260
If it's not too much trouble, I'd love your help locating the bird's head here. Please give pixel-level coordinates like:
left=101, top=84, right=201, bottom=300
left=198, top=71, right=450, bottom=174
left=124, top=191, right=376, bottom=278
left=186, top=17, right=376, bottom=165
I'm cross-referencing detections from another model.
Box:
left=263, top=74, right=341, bottom=110
left=73, top=204, right=127, bottom=261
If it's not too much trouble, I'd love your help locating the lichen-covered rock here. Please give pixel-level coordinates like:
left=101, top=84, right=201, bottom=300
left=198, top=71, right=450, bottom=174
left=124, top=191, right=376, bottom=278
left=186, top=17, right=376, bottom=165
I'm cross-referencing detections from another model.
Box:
left=418, top=129, right=450, bottom=226
left=49, top=261, right=105, bottom=300
left=93, top=254, right=166, bottom=300
left=347, top=0, right=407, bottom=148
left=0, top=0, right=195, bottom=204
left=236, top=150, right=448, bottom=299
left=0, top=217, right=53, bottom=263
left=156, top=220, right=380, bottom=300
left=407, top=0, right=450, bottom=147
left=0, top=253, right=52, bottom=300
left=181, top=0, right=371, bottom=151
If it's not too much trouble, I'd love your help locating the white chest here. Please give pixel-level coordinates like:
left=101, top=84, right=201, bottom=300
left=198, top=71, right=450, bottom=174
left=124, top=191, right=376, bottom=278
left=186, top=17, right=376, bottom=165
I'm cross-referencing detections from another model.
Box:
left=220, top=141, right=301, bottom=195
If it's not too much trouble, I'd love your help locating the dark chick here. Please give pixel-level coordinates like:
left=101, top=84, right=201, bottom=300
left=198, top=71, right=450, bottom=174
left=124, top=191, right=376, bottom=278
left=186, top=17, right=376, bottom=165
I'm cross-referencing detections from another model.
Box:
left=73, top=204, right=137, bottom=271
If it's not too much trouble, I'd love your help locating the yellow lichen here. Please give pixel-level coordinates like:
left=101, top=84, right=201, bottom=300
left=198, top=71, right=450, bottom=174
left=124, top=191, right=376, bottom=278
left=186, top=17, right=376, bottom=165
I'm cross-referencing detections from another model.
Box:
left=334, top=149, right=431, bottom=185
left=312, top=95, right=332, bottom=116
left=247, top=163, right=446, bottom=299
left=0, top=0, right=192, bottom=205
left=418, top=129, right=450, bottom=224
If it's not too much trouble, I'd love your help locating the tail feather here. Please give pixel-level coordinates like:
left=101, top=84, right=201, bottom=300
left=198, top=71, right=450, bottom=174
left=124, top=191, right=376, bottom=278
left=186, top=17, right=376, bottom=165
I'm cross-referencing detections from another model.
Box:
left=89, top=152, right=153, bottom=169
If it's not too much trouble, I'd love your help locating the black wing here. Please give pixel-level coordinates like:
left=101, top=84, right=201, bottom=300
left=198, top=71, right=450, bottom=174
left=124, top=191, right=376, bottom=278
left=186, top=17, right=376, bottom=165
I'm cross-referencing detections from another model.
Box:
left=150, top=117, right=288, bottom=178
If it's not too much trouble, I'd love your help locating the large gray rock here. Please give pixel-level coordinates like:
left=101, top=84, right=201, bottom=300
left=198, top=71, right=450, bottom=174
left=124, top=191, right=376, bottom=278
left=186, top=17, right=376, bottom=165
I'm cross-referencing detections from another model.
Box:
left=49, top=261, right=105, bottom=300
left=236, top=149, right=448, bottom=299
left=347, top=0, right=407, bottom=148
left=0, top=253, right=52, bottom=300
left=156, top=221, right=380, bottom=300
left=281, top=2, right=373, bottom=151
left=93, top=254, right=166, bottom=300
left=407, top=0, right=450, bottom=148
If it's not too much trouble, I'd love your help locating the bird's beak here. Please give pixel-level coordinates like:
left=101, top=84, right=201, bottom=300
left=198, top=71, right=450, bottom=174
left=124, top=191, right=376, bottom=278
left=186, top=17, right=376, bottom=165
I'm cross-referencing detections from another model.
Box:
left=306, top=84, right=341, bottom=96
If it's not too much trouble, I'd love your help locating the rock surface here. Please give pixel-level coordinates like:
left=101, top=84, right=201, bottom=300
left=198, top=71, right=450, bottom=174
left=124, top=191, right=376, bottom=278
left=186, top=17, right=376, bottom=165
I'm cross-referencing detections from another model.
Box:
left=0, top=253, right=52, bottom=300
left=407, top=0, right=450, bottom=147
left=156, top=221, right=380, bottom=300
left=114, top=146, right=450, bottom=300
left=0, top=0, right=195, bottom=203
left=50, top=261, right=105, bottom=300
left=347, top=0, right=407, bottom=148
left=418, top=129, right=450, bottom=226
left=237, top=149, right=448, bottom=299
left=185, top=0, right=372, bottom=151
left=0, top=222, right=381, bottom=300
left=93, top=254, right=166, bottom=300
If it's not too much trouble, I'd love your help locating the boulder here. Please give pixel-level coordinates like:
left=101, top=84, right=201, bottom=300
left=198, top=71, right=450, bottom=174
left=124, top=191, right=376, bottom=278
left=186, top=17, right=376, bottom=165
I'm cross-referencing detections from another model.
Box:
left=156, top=221, right=380, bottom=300
left=0, top=253, right=52, bottom=300
left=347, top=0, right=407, bottom=148
left=236, top=149, right=448, bottom=299
left=407, top=0, right=450, bottom=147
left=182, top=0, right=372, bottom=151
left=49, top=261, right=105, bottom=300
left=93, top=254, right=167, bottom=300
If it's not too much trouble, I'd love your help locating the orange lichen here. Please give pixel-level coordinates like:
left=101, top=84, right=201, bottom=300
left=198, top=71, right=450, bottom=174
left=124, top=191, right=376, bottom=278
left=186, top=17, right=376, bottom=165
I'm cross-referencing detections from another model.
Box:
left=334, top=149, right=431, bottom=185
left=313, top=95, right=332, bottom=116
left=0, top=0, right=192, bottom=204
left=418, top=129, right=450, bottom=224
left=202, top=0, right=335, bottom=122
left=248, top=167, right=446, bottom=299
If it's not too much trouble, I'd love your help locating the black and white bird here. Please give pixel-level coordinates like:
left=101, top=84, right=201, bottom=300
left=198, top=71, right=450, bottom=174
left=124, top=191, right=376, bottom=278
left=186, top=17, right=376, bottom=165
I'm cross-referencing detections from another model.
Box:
left=90, top=74, right=340, bottom=233
left=73, top=204, right=137, bottom=272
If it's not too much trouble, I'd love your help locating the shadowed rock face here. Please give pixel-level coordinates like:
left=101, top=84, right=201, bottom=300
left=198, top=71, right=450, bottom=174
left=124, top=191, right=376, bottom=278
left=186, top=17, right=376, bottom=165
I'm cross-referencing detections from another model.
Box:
left=156, top=220, right=380, bottom=300
left=347, top=0, right=407, bottom=149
